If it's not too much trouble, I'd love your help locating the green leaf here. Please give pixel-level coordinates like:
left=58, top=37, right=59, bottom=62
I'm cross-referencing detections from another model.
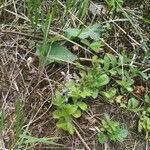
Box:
left=109, top=68, right=117, bottom=75
left=53, top=110, right=63, bottom=119
left=101, top=88, right=116, bottom=102
left=107, top=54, right=117, bottom=67
left=145, top=94, right=150, bottom=103
left=77, top=102, right=87, bottom=111
left=105, top=0, right=123, bottom=12
left=53, top=90, right=65, bottom=107
left=114, top=128, right=128, bottom=142
left=90, top=41, right=102, bottom=53
left=37, top=42, right=77, bottom=65
left=127, top=98, right=139, bottom=109
left=80, top=89, right=92, bottom=98
left=97, top=132, right=108, bottom=144
left=56, top=119, right=75, bottom=135
left=49, top=42, right=77, bottom=63
left=21, top=135, right=62, bottom=146
left=104, top=54, right=110, bottom=71
left=79, top=24, right=103, bottom=41
left=116, top=77, right=134, bottom=92
left=65, top=24, right=104, bottom=41
left=37, top=9, right=54, bottom=69
left=13, top=99, right=24, bottom=138
left=72, top=109, right=82, bottom=118
left=0, top=109, right=4, bottom=135
left=81, top=39, right=90, bottom=46
left=77, top=0, right=90, bottom=20
left=91, top=89, right=99, bottom=98
left=65, top=28, right=80, bottom=38
left=43, top=9, right=53, bottom=42
left=67, top=121, right=75, bottom=135
left=138, top=114, right=150, bottom=135
left=28, top=0, right=41, bottom=30
left=65, top=104, right=78, bottom=115
left=103, top=53, right=117, bottom=71
left=56, top=119, right=67, bottom=130
left=97, top=74, right=110, bottom=86
left=115, top=95, right=123, bottom=103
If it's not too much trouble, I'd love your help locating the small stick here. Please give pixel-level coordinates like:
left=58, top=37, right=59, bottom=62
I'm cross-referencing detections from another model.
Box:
left=0, top=30, right=43, bottom=40
left=74, top=127, right=91, bottom=150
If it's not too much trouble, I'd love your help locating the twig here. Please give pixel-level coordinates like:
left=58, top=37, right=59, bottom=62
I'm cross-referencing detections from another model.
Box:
left=143, top=68, right=150, bottom=73
left=104, top=143, right=108, bottom=150
left=74, top=127, right=91, bottom=150
left=110, top=19, right=141, bottom=47
left=0, top=30, right=43, bottom=40
left=132, top=141, right=138, bottom=150
left=146, top=140, right=149, bottom=150
left=4, top=8, right=30, bottom=21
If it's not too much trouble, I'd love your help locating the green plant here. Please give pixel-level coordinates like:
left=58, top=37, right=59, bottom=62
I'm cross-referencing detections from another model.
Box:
left=137, top=93, right=150, bottom=139
left=101, top=88, right=117, bottom=103
left=127, top=98, right=139, bottom=111
left=53, top=57, right=110, bottom=134
left=52, top=50, right=149, bottom=139
left=36, top=8, right=54, bottom=72
left=61, top=0, right=90, bottom=24
left=36, top=8, right=77, bottom=72
left=138, top=112, right=150, bottom=139
left=105, top=0, right=123, bottom=14
left=0, top=109, right=4, bottom=135
left=81, top=39, right=104, bottom=53
left=28, top=0, right=79, bottom=69
left=53, top=90, right=88, bottom=134
left=65, top=23, right=105, bottom=42
left=116, top=76, right=134, bottom=92
left=102, top=53, right=135, bottom=93
left=98, top=114, right=128, bottom=144
left=14, top=130, right=62, bottom=149
left=19, top=134, right=63, bottom=146
left=28, top=0, right=42, bottom=30
left=76, top=56, right=110, bottom=98
left=13, top=99, right=24, bottom=139
left=77, top=0, right=90, bottom=21
left=37, top=42, right=77, bottom=65
left=2, top=0, right=150, bottom=148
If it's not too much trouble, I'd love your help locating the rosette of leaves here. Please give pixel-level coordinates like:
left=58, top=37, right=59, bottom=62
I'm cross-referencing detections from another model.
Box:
left=79, top=56, right=110, bottom=98
left=98, top=114, right=128, bottom=144
left=52, top=58, right=110, bottom=134
left=52, top=80, right=89, bottom=134
left=138, top=94, right=150, bottom=139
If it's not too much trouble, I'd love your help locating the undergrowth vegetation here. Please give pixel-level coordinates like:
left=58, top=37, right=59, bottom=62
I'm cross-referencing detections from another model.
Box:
left=0, top=0, right=150, bottom=149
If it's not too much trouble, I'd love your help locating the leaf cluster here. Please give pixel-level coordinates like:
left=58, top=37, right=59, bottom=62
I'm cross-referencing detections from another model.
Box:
left=53, top=58, right=110, bottom=134
left=98, top=114, right=128, bottom=144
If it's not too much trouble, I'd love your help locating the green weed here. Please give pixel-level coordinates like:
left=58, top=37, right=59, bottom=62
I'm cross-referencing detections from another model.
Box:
left=105, top=0, right=123, bottom=15
left=53, top=56, right=110, bottom=134
left=0, top=109, right=4, bottom=135
left=98, top=114, right=128, bottom=144
left=52, top=51, right=150, bottom=140
left=13, top=99, right=24, bottom=139
left=19, top=134, right=63, bottom=147
left=37, top=8, right=54, bottom=72
left=28, top=0, right=42, bottom=30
